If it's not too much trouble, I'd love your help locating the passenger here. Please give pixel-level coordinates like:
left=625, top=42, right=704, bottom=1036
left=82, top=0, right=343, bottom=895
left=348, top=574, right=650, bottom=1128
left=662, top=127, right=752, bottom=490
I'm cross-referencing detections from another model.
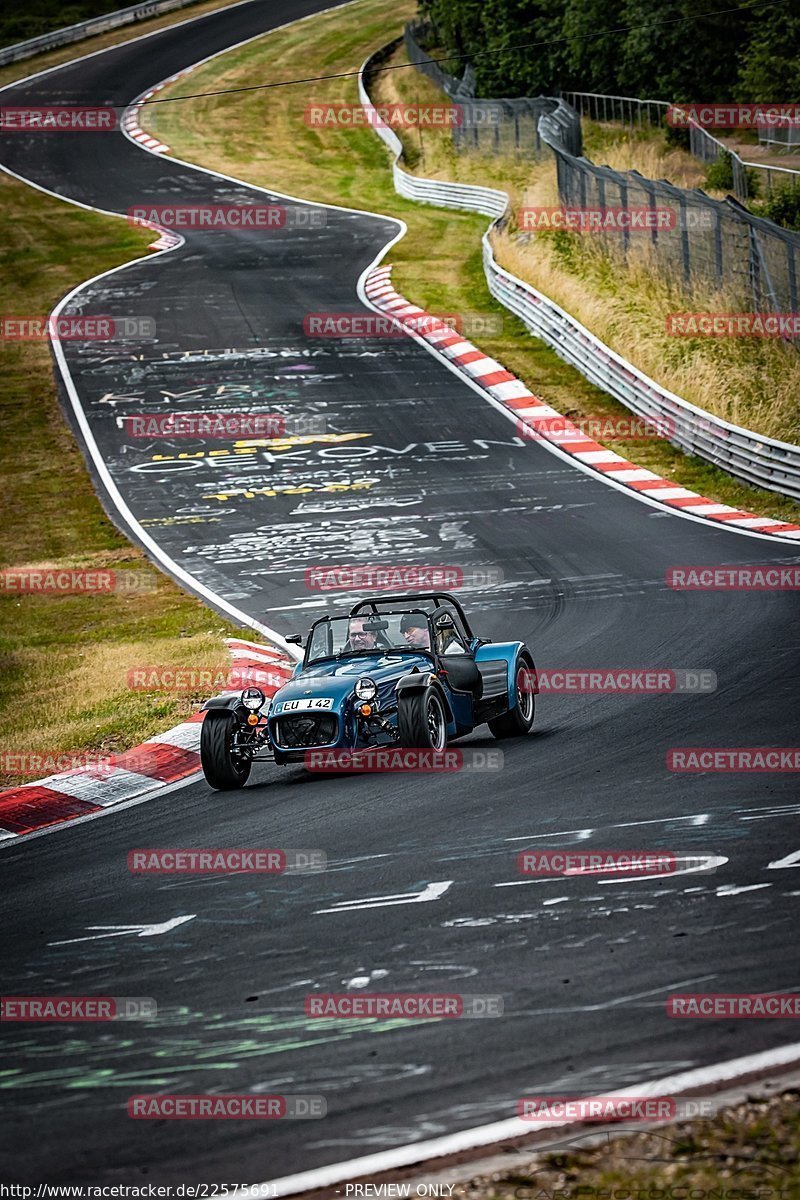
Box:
left=400, top=612, right=432, bottom=651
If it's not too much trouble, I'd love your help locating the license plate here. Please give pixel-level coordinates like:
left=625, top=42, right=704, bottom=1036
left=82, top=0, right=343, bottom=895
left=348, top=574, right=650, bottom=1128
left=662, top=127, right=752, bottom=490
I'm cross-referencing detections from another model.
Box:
left=275, top=697, right=335, bottom=713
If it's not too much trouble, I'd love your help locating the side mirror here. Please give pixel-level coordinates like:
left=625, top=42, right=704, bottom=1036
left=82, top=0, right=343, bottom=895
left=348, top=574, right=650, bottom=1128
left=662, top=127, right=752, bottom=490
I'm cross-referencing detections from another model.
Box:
left=285, top=633, right=303, bottom=646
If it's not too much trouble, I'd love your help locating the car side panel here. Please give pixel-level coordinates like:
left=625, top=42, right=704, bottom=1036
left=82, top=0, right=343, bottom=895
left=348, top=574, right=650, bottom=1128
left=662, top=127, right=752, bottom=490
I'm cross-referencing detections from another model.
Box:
left=474, top=641, right=534, bottom=713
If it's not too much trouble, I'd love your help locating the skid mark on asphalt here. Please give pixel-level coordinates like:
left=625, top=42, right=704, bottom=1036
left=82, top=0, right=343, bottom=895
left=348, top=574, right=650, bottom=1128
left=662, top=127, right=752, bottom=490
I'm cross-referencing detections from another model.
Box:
left=0, top=1012, right=429, bottom=1095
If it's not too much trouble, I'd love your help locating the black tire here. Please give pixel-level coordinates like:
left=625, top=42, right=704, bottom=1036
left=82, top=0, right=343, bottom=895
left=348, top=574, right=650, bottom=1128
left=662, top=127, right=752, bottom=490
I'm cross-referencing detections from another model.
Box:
left=201, top=710, right=252, bottom=790
left=488, top=653, right=536, bottom=739
left=397, top=687, right=448, bottom=750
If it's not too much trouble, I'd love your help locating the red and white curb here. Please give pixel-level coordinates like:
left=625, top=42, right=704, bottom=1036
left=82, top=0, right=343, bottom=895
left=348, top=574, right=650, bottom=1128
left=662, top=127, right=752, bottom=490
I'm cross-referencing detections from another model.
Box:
left=121, top=64, right=201, bottom=157
left=121, top=82, right=173, bottom=155
left=364, top=266, right=800, bottom=542
left=120, top=99, right=169, bottom=154
left=0, top=639, right=295, bottom=842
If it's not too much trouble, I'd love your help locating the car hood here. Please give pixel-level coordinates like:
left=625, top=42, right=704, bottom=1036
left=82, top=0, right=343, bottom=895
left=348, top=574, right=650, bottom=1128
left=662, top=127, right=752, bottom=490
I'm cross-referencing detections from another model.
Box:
left=271, top=654, right=431, bottom=706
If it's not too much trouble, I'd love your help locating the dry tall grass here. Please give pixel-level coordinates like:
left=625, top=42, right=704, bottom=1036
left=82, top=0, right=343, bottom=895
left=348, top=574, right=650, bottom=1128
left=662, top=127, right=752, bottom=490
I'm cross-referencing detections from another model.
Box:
left=377, top=44, right=800, bottom=442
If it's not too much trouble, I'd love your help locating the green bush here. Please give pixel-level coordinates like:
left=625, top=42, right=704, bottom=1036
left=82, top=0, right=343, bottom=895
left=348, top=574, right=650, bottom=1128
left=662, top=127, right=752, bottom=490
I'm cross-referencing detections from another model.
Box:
left=664, top=126, right=690, bottom=151
left=751, top=183, right=800, bottom=232
left=704, top=150, right=760, bottom=200
left=705, top=150, right=735, bottom=191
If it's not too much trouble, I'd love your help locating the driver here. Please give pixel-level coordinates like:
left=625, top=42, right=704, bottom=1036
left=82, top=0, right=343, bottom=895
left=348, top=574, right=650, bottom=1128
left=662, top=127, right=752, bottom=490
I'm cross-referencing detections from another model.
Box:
left=347, top=617, right=378, bottom=651
left=400, top=612, right=432, bottom=651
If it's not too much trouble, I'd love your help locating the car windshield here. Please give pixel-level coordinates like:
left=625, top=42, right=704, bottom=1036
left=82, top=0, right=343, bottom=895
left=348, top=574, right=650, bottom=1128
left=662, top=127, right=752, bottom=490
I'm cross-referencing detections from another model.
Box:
left=305, top=611, right=435, bottom=664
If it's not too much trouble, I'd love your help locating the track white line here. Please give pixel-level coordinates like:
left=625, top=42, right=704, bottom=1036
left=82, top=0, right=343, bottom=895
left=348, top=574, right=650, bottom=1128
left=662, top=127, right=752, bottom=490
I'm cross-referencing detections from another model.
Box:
left=264, top=1041, right=800, bottom=1194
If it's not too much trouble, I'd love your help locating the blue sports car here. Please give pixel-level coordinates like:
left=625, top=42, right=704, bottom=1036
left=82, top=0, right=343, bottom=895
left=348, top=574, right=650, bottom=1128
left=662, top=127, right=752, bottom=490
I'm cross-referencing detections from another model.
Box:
left=200, top=591, right=537, bottom=789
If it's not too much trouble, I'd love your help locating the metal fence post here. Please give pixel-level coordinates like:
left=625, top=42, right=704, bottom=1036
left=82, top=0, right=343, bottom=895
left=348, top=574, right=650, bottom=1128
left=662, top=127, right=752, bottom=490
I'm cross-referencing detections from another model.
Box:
left=714, top=208, right=724, bottom=290
left=788, top=242, right=799, bottom=314
left=679, top=194, right=691, bottom=287
left=619, top=179, right=629, bottom=254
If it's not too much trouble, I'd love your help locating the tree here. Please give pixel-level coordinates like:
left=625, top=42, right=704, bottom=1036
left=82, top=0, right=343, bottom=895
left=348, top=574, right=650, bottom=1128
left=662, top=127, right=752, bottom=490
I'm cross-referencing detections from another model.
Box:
left=561, top=0, right=624, bottom=94
left=737, top=6, right=800, bottom=100
left=618, top=0, right=751, bottom=100
left=421, top=0, right=568, bottom=96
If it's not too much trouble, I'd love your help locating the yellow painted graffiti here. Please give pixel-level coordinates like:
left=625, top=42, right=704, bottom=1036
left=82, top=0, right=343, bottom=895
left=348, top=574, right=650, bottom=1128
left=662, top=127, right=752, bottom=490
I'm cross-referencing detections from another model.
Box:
left=204, top=479, right=377, bottom=502
left=150, top=432, right=369, bottom=463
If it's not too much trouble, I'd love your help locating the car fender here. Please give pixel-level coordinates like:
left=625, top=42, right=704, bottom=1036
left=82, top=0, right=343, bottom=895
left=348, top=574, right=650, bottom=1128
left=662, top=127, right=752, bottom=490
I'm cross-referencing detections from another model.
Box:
left=474, top=642, right=537, bottom=710
left=201, top=694, right=248, bottom=716
left=396, top=669, right=455, bottom=723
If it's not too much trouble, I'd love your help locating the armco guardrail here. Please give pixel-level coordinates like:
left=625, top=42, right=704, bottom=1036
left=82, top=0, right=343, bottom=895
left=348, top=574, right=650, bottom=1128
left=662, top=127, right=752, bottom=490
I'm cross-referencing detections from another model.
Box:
left=359, top=46, right=800, bottom=502
left=0, top=0, right=203, bottom=66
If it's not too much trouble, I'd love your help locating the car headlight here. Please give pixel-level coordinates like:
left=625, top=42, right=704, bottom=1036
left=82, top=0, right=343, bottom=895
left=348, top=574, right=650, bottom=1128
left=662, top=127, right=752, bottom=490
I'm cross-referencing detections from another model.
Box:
left=241, top=686, right=265, bottom=711
left=354, top=677, right=377, bottom=701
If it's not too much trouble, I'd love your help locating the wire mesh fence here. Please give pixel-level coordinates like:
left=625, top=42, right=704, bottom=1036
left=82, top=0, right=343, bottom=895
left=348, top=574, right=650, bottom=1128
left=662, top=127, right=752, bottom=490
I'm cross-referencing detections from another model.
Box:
left=564, top=90, right=800, bottom=203
left=404, top=23, right=581, bottom=158
left=539, top=103, right=800, bottom=313
left=759, top=120, right=800, bottom=152
left=401, top=33, right=800, bottom=316
left=561, top=91, right=667, bottom=130
left=543, top=141, right=800, bottom=313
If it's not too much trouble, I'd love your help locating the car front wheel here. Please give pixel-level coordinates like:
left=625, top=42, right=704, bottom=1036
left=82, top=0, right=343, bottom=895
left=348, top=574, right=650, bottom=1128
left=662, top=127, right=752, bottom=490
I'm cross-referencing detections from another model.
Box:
left=200, top=710, right=252, bottom=790
left=397, top=687, right=448, bottom=750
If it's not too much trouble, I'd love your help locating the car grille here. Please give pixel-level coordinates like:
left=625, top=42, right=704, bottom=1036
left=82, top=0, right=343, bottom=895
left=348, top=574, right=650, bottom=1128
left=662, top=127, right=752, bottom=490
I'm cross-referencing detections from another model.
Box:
left=274, top=714, right=338, bottom=749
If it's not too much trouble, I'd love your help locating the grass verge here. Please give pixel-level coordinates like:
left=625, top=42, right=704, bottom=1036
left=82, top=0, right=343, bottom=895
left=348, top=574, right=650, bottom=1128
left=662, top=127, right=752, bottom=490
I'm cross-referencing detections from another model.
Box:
left=451, top=1091, right=800, bottom=1199
left=0, top=171, right=244, bottom=788
left=143, top=0, right=800, bottom=525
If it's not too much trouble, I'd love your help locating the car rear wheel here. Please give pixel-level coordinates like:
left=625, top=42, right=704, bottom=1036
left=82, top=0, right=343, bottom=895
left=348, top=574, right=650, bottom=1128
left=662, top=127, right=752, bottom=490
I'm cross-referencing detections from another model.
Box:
left=201, top=710, right=252, bottom=790
left=397, top=687, right=447, bottom=750
left=488, top=654, right=536, bottom=739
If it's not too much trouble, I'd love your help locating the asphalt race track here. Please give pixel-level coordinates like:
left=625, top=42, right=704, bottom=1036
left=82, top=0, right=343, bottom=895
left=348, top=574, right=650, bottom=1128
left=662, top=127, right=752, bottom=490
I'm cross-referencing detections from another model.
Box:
left=1, top=0, right=800, bottom=1184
